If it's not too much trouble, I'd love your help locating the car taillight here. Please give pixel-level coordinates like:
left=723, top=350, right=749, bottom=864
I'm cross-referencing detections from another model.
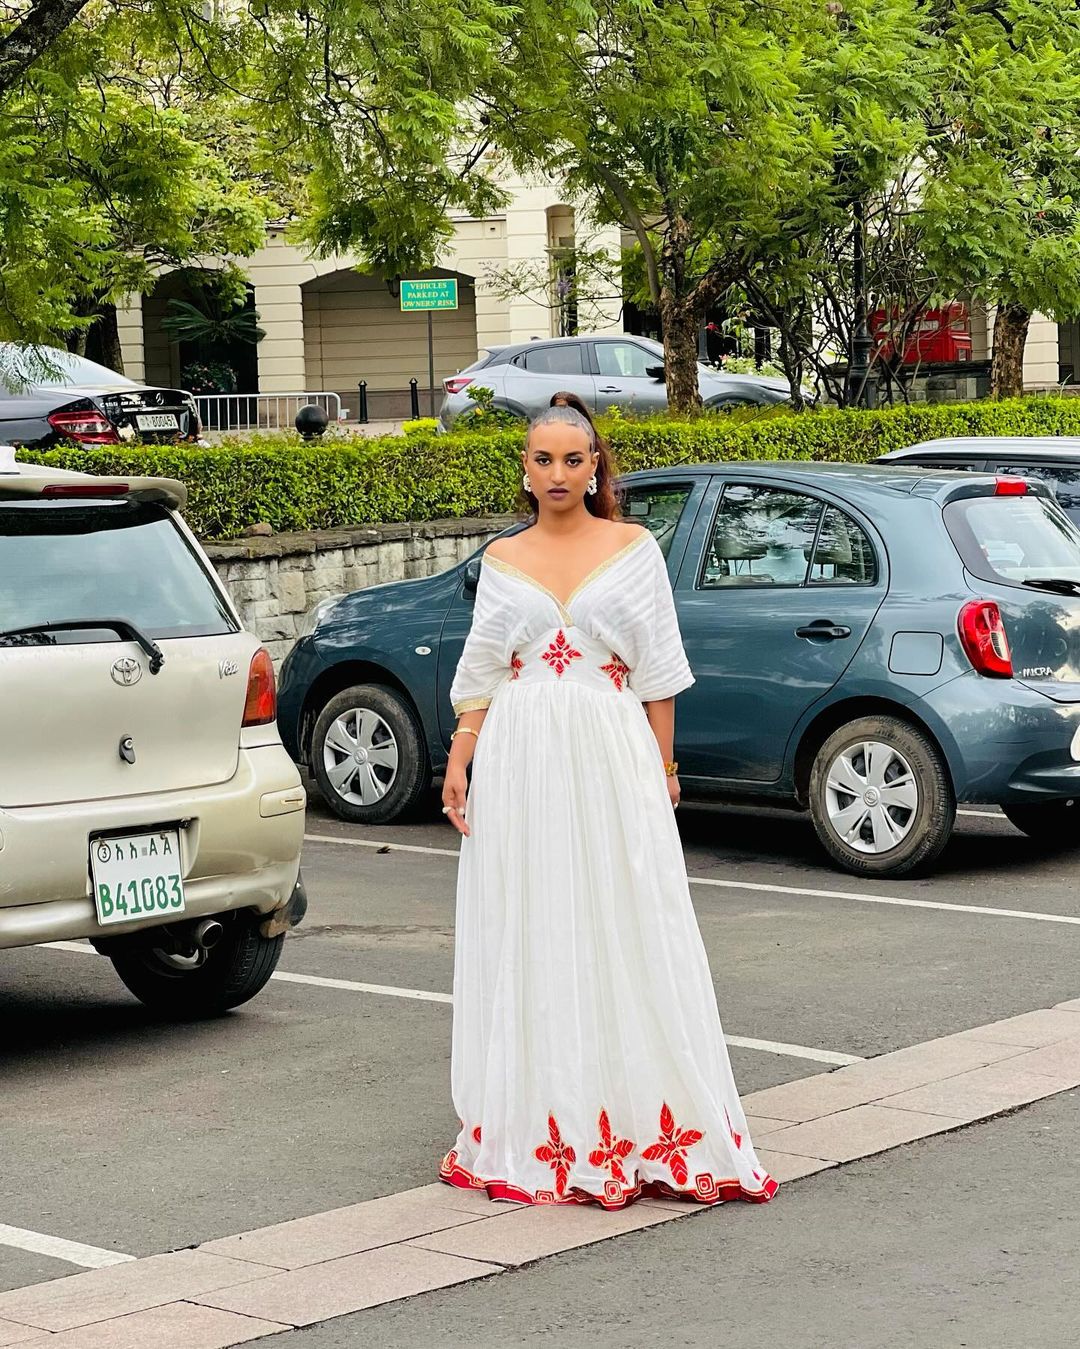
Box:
left=958, top=600, right=1013, bottom=677
left=242, top=649, right=277, bottom=726
left=42, top=483, right=129, bottom=498
left=995, top=477, right=1027, bottom=496
left=47, top=410, right=120, bottom=444
left=443, top=376, right=473, bottom=396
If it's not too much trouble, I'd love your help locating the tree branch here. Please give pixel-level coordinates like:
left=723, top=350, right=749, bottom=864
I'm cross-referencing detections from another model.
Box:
left=0, top=0, right=91, bottom=96
left=595, top=165, right=660, bottom=305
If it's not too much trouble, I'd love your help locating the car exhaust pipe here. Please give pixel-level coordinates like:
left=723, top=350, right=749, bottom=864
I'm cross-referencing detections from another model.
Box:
left=194, top=918, right=224, bottom=951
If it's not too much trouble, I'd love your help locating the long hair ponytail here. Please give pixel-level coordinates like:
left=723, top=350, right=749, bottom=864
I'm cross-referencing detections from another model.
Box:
left=520, top=391, right=621, bottom=520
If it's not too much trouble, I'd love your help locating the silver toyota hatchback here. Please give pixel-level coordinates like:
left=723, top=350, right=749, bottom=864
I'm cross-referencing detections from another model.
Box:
left=0, top=447, right=306, bottom=1017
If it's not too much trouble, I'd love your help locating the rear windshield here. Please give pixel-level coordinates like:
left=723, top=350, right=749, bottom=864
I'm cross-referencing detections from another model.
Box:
left=0, top=500, right=236, bottom=641
left=944, top=494, right=1080, bottom=588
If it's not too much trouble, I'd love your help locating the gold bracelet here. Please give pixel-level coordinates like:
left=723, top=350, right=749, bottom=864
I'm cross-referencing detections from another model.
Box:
left=663, top=760, right=679, bottom=777
left=451, top=727, right=479, bottom=742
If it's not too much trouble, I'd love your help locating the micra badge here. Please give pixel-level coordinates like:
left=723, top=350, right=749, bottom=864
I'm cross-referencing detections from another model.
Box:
left=219, top=659, right=239, bottom=679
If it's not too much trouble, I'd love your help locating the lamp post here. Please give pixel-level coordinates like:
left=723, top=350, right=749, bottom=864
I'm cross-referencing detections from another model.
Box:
left=849, top=197, right=879, bottom=409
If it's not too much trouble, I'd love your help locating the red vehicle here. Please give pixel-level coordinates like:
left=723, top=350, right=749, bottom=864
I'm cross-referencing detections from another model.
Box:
left=871, top=303, right=972, bottom=365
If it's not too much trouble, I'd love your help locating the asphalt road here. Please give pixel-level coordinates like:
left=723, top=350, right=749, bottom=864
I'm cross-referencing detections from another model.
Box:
left=2, top=790, right=1079, bottom=1344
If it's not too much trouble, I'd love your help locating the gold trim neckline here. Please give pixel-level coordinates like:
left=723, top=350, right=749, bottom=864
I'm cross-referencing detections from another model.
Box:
left=482, top=531, right=649, bottom=625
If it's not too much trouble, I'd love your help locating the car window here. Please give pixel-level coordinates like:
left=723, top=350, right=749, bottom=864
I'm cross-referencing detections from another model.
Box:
left=700, top=484, right=823, bottom=587
left=944, top=494, right=1080, bottom=588
left=621, top=483, right=693, bottom=556
left=595, top=342, right=654, bottom=378
left=0, top=500, right=236, bottom=641
left=997, top=463, right=1080, bottom=515
left=522, top=344, right=584, bottom=375
left=808, top=507, right=878, bottom=585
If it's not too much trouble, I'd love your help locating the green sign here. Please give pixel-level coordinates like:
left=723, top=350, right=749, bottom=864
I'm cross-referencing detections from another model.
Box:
left=400, top=278, right=459, bottom=311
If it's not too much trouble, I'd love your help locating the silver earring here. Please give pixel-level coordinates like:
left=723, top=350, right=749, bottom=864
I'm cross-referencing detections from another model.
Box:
left=522, top=472, right=532, bottom=493
left=587, top=475, right=598, bottom=496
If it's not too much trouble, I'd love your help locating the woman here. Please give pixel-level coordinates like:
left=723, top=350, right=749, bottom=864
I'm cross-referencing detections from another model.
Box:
left=439, top=393, right=776, bottom=1210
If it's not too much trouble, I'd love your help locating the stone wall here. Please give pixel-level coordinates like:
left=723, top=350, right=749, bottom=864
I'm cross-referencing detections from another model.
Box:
left=205, top=515, right=517, bottom=667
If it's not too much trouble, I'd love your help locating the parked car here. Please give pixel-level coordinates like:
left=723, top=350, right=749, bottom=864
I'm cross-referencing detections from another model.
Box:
left=877, top=438, right=1080, bottom=526
left=279, top=461, right=1080, bottom=878
left=0, top=344, right=201, bottom=447
left=0, top=446, right=306, bottom=1016
left=438, top=335, right=794, bottom=430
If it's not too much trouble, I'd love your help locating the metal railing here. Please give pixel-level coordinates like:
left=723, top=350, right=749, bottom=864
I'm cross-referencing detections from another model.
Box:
left=195, top=392, right=345, bottom=433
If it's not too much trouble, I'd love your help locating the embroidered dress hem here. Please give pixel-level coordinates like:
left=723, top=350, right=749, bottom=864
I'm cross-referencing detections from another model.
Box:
left=439, top=1150, right=778, bottom=1210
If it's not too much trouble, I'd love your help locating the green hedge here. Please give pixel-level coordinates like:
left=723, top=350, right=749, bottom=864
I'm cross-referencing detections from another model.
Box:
left=17, top=396, right=1080, bottom=540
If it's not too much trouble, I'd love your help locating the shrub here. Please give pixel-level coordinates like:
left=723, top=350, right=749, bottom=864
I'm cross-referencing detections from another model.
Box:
left=18, top=397, right=1080, bottom=540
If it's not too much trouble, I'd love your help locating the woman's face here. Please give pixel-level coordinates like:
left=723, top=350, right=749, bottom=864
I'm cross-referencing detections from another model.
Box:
left=523, top=421, right=597, bottom=512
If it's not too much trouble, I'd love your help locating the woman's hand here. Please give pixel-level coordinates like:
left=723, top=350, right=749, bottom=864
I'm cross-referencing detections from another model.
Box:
left=442, top=765, right=471, bottom=837
left=667, top=772, right=681, bottom=812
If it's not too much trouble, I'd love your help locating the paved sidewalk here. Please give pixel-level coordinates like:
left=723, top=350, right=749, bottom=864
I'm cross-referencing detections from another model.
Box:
left=319, top=1088, right=1080, bottom=1349
left=1, top=1000, right=1077, bottom=1346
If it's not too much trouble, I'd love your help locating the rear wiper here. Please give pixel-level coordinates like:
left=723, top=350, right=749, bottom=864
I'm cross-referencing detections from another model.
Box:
left=0, top=618, right=165, bottom=672
left=1020, top=577, right=1080, bottom=597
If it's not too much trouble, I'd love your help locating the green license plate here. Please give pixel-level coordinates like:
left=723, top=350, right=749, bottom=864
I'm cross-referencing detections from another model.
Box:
left=90, top=830, right=186, bottom=926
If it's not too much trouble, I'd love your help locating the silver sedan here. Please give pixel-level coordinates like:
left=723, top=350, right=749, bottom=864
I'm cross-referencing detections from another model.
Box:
left=438, top=334, right=794, bottom=430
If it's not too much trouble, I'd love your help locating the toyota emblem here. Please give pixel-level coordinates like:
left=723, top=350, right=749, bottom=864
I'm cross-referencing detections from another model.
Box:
left=111, top=657, right=143, bottom=687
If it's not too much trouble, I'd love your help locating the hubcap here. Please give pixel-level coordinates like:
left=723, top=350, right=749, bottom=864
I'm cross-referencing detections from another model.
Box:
left=323, top=708, right=399, bottom=806
left=824, top=740, right=919, bottom=855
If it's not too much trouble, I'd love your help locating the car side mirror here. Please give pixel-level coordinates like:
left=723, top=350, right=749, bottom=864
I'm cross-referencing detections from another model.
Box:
left=646, top=364, right=666, bottom=382
left=463, top=557, right=481, bottom=597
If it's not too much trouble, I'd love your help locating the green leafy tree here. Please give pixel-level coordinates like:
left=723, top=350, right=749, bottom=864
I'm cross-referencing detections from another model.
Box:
left=0, top=1, right=270, bottom=366
left=917, top=0, right=1080, bottom=398
left=476, top=0, right=930, bottom=413
left=237, top=0, right=512, bottom=277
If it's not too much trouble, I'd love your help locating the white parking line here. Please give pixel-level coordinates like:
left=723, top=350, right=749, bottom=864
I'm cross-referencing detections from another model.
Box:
left=306, top=831, right=458, bottom=857
left=0, top=1223, right=134, bottom=1269
left=304, top=833, right=1080, bottom=928
left=41, top=940, right=857, bottom=1065
left=272, top=970, right=452, bottom=1003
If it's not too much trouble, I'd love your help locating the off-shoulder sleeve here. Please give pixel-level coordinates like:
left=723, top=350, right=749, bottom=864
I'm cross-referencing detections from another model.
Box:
left=627, top=536, right=695, bottom=703
left=449, top=562, right=512, bottom=715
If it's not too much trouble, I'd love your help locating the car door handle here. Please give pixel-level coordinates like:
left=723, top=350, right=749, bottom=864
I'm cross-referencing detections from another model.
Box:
left=795, top=622, right=852, bottom=641
left=598, top=385, right=622, bottom=392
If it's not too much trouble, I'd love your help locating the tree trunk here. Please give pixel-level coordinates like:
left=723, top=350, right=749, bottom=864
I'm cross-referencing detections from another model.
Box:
left=659, top=292, right=702, bottom=415
left=991, top=302, right=1031, bottom=399
left=92, top=304, right=124, bottom=374
left=656, top=214, right=702, bottom=416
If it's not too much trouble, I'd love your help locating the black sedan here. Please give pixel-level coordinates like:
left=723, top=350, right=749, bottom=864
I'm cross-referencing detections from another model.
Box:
left=0, top=345, right=200, bottom=447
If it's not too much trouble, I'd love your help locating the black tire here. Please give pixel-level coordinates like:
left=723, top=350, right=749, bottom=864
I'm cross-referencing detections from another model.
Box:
left=311, top=683, right=431, bottom=824
left=108, top=914, right=283, bottom=1018
left=1001, top=798, right=1080, bottom=845
left=808, top=714, right=956, bottom=878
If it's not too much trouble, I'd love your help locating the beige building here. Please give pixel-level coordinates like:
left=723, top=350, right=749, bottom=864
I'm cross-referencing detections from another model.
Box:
left=116, top=174, right=623, bottom=420
left=114, top=166, right=1077, bottom=417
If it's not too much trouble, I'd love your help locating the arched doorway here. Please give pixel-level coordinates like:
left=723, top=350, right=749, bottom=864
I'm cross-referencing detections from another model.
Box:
left=302, top=267, right=478, bottom=420
left=143, top=270, right=260, bottom=400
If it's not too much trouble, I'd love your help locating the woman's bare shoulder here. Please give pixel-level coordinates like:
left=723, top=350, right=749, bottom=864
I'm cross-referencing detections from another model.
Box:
left=483, top=532, right=530, bottom=564
left=609, top=519, right=649, bottom=546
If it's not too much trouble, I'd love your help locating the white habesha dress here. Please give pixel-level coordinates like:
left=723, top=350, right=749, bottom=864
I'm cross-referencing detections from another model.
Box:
left=439, top=528, right=777, bottom=1210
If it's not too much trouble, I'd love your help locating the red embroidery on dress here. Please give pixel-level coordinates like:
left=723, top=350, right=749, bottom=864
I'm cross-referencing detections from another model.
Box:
left=588, top=1109, right=635, bottom=1184
left=534, top=1113, right=576, bottom=1196
left=600, top=655, right=631, bottom=691
left=509, top=652, right=524, bottom=680
left=642, top=1103, right=704, bottom=1188
left=541, top=630, right=583, bottom=677
left=472, top=1125, right=482, bottom=1144
left=724, top=1107, right=743, bottom=1151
